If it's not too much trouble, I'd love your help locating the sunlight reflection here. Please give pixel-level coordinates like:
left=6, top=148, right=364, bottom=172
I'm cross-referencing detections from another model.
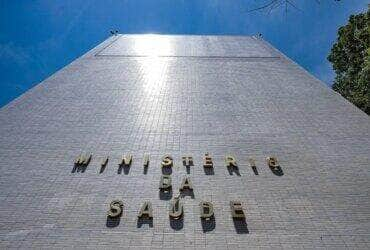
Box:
left=134, top=35, right=172, bottom=94
left=134, top=34, right=173, bottom=57
left=141, top=58, right=166, bottom=94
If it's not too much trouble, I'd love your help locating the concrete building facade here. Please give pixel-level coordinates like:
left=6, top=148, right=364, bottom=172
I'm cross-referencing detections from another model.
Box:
left=0, top=34, right=369, bottom=249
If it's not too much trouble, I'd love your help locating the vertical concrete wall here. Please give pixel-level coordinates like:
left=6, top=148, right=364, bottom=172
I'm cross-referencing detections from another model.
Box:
left=0, top=35, right=369, bottom=249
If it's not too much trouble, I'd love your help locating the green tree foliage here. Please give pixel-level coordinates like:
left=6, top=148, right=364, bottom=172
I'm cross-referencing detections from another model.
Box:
left=328, top=6, right=370, bottom=114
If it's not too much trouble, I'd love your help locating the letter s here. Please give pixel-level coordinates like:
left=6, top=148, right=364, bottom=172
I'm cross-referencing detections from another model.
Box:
left=107, top=200, right=123, bottom=218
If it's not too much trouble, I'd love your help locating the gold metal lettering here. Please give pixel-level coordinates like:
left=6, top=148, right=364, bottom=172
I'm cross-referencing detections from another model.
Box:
left=74, top=153, right=92, bottom=166
left=267, top=156, right=279, bottom=169
left=159, top=175, right=172, bottom=189
left=107, top=200, right=123, bottom=218
left=200, top=201, right=214, bottom=219
left=143, top=155, right=149, bottom=167
left=230, top=201, right=245, bottom=218
left=169, top=195, right=183, bottom=219
left=225, top=155, right=237, bottom=167
left=138, top=201, right=153, bottom=218
left=101, top=156, right=109, bottom=167
left=182, top=156, right=193, bottom=166
left=120, top=154, right=132, bottom=166
left=249, top=158, right=259, bottom=175
left=180, top=176, right=193, bottom=191
left=74, top=156, right=80, bottom=165
left=161, top=155, right=173, bottom=167
left=203, top=153, right=213, bottom=168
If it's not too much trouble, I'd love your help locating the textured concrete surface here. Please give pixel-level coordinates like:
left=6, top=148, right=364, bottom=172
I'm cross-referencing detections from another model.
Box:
left=0, top=34, right=369, bottom=249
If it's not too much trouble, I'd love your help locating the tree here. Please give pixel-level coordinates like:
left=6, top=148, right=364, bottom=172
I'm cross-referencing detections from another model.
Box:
left=328, top=6, right=370, bottom=115
left=248, top=0, right=341, bottom=14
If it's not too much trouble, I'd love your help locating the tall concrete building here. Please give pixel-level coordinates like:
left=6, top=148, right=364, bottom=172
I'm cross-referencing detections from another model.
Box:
left=0, top=34, right=369, bottom=249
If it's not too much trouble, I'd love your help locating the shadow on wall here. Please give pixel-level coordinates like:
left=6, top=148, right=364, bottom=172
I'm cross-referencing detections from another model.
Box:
left=170, top=216, right=184, bottom=230
left=100, top=164, right=107, bottom=174
left=252, top=166, right=259, bottom=175
left=203, top=166, right=215, bottom=175
left=270, top=166, right=284, bottom=176
left=227, top=165, right=241, bottom=176
left=143, top=165, right=148, bottom=174
left=233, top=218, right=249, bottom=234
left=71, top=163, right=88, bottom=173
left=162, top=166, right=172, bottom=175
left=137, top=217, right=153, bottom=228
left=118, top=164, right=131, bottom=175
left=106, top=216, right=121, bottom=228
left=201, top=216, right=216, bottom=232
left=159, top=189, right=172, bottom=200
left=180, top=189, right=195, bottom=199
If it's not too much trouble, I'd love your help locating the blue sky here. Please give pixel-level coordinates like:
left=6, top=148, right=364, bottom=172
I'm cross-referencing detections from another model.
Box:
left=0, top=0, right=368, bottom=107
